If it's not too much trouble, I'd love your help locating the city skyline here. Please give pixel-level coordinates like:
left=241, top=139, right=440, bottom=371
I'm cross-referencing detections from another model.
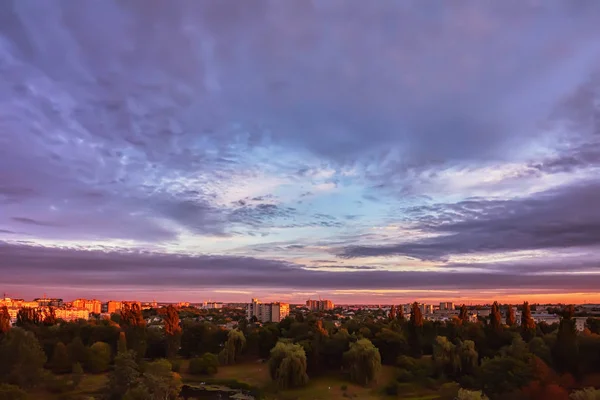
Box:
left=2, top=1, right=600, bottom=304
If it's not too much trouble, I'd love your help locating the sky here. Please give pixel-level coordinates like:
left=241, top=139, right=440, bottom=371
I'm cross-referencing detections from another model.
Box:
left=1, top=0, right=600, bottom=304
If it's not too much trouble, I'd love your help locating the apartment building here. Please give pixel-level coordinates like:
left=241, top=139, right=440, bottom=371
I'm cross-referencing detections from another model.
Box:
left=246, top=298, right=290, bottom=323
left=55, top=308, right=90, bottom=322
left=439, top=302, right=455, bottom=311
left=306, top=299, right=334, bottom=311
left=72, top=299, right=102, bottom=314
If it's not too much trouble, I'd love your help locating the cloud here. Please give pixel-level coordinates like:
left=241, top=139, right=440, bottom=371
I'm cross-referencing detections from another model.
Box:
left=341, top=180, right=600, bottom=260
left=1, top=241, right=598, bottom=293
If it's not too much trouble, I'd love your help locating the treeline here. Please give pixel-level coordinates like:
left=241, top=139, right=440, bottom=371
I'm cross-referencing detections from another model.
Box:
left=1, top=302, right=600, bottom=400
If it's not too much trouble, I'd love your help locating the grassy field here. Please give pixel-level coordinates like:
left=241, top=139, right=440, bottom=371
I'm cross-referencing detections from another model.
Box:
left=202, top=363, right=439, bottom=400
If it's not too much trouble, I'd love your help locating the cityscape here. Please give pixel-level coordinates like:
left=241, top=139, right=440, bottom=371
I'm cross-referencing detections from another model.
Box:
left=2, top=1, right=600, bottom=400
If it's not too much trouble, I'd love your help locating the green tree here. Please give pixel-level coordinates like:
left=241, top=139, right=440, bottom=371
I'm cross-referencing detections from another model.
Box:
left=479, top=356, right=533, bottom=397
left=258, top=324, right=279, bottom=359
left=72, top=362, right=84, bottom=389
left=268, top=341, right=309, bottom=389
left=0, top=306, right=10, bottom=335
left=86, top=342, right=111, bottom=373
left=457, top=388, right=489, bottom=400
left=570, top=387, right=600, bottom=400
left=0, top=327, right=47, bottom=389
left=0, top=383, right=28, bottom=400
left=118, top=331, right=128, bottom=354
left=50, top=342, right=72, bottom=374
left=67, top=336, right=87, bottom=365
left=521, top=302, right=536, bottom=341
left=161, top=305, right=181, bottom=359
left=343, top=338, right=382, bottom=386
left=141, top=359, right=182, bottom=400
left=433, top=336, right=459, bottom=376
left=506, top=306, right=516, bottom=327
left=456, top=340, right=478, bottom=375
left=373, top=328, right=408, bottom=365
left=189, top=353, right=219, bottom=375
left=219, top=329, right=245, bottom=365
left=106, top=350, right=141, bottom=400
left=553, top=305, right=579, bottom=374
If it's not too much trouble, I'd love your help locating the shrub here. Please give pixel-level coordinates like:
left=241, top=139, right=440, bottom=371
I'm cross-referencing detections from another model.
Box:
left=86, top=342, right=111, bottom=373
left=189, top=353, right=219, bottom=375
left=341, top=384, right=348, bottom=391
left=170, top=359, right=181, bottom=373
left=439, top=382, right=460, bottom=400
left=383, top=381, right=399, bottom=396
left=396, top=368, right=413, bottom=382
left=0, top=383, right=28, bottom=400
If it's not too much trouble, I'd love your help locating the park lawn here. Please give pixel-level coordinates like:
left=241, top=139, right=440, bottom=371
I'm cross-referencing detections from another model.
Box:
left=212, top=361, right=271, bottom=387
left=27, top=373, right=108, bottom=400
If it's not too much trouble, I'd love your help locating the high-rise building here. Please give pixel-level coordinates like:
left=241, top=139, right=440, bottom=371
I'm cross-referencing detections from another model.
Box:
left=419, top=303, right=433, bottom=315
left=306, top=299, right=334, bottom=311
left=439, top=302, right=455, bottom=311
left=202, top=302, right=223, bottom=309
left=246, top=298, right=290, bottom=323
left=55, top=308, right=90, bottom=321
left=107, top=301, right=122, bottom=314
left=72, top=299, right=102, bottom=314
left=34, top=298, right=64, bottom=307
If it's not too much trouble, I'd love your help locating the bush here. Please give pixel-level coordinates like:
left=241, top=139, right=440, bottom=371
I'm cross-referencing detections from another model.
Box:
left=383, top=381, right=399, bottom=396
left=86, top=342, right=111, bottom=373
left=396, top=368, right=413, bottom=382
left=45, top=375, right=72, bottom=394
left=189, top=353, right=219, bottom=375
left=170, top=359, right=181, bottom=373
left=341, top=384, right=348, bottom=391
left=439, top=382, right=460, bottom=400
left=0, top=383, right=28, bottom=400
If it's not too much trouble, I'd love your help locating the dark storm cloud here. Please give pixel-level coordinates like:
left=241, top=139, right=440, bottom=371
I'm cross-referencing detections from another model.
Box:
left=341, top=181, right=600, bottom=260
left=1, top=241, right=598, bottom=291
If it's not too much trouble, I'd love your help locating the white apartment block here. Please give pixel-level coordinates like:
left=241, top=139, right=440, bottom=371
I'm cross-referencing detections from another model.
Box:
left=246, top=298, right=290, bottom=323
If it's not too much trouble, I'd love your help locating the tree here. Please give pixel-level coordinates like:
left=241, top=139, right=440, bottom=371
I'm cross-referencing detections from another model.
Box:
left=258, top=324, right=280, bottom=359
left=72, top=362, right=84, bottom=389
left=0, top=327, right=47, bottom=389
left=408, top=302, right=423, bottom=357
left=489, top=302, right=502, bottom=331
left=506, top=306, right=516, bottom=327
left=68, top=336, right=87, bottom=365
left=106, top=350, right=141, bottom=400
left=161, top=305, right=181, bottom=359
left=118, top=331, right=128, bottom=354
left=478, top=356, right=533, bottom=397
left=50, top=342, right=72, bottom=374
left=459, top=305, right=470, bottom=324
left=456, top=340, right=478, bottom=375
left=553, top=305, right=579, bottom=375
left=43, top=307, right=57, bottom=326
left=397, top=306, right=405, bottom=321
left=141, top=359, right=182, bottom=400
left=433, top=336, right=459, bottom=376
left=86, top=342, right=111, bottom=373
left=372, top=328, right=408, bottom=365
left=410, top=302, right=423, bottom=328
left=570, top=388, right=600, bottom=400
left=120, top=303, right=147, bottom=359
left=15, top=307, right=40, bottom=328
left=269, top=341, right=309, bottom=389
left=389, top=305, right=396, bottom=321
left=521, top=302, right=536, bottom=341
left=219, top=329, right=245, bottom=365
left=189, top=353, right=219, bottom=375
left=0, top=306, right=10, bottom=335
left=457, top=389, right=489, bottom=400
left=586, top=318, right=600, bottom=335
left=343, top=338, right=381, bottom=386
left=0, top=384, right=28, bottom=400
